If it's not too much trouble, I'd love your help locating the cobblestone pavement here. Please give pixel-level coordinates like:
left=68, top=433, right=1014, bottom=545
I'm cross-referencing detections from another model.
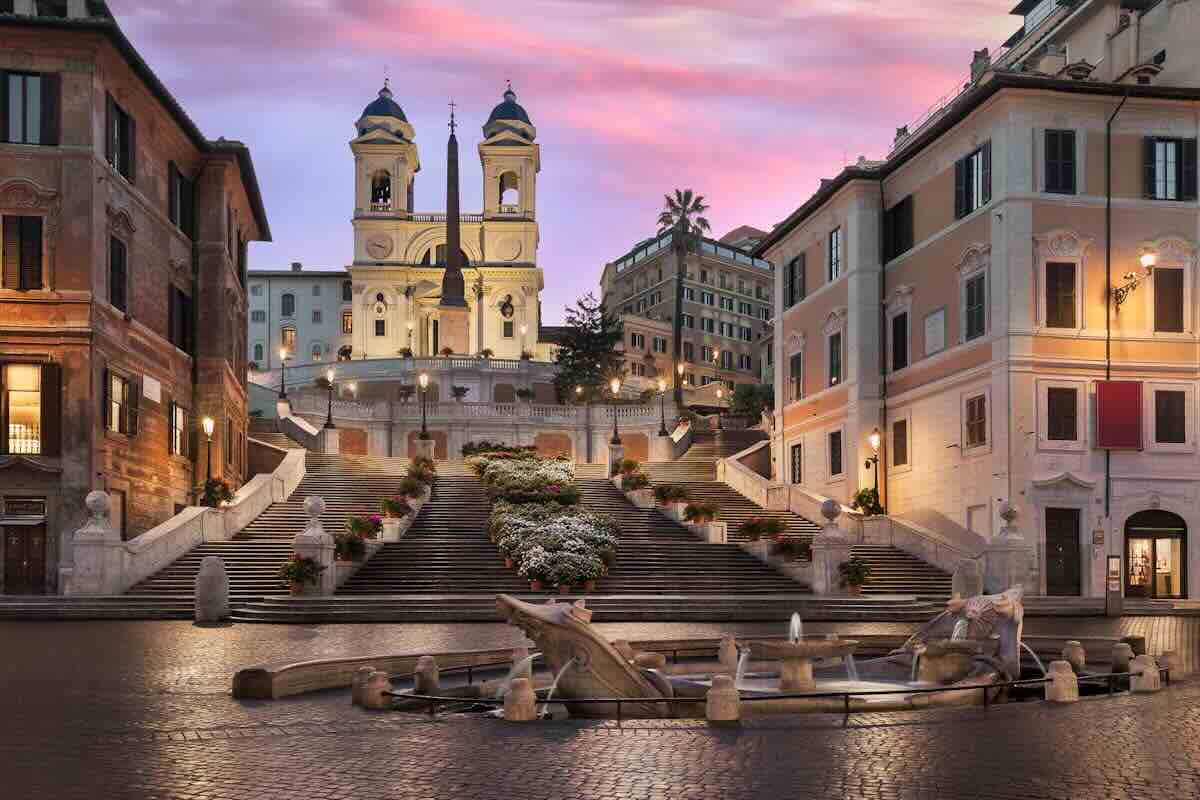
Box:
left=1, top=620, right=1198, bottom=799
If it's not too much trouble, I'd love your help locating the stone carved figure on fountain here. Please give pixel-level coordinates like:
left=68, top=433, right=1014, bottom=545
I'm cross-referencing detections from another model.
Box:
left=900, top=586, right=1025, bottom=680
left=496, top=594, right=674, bottom=718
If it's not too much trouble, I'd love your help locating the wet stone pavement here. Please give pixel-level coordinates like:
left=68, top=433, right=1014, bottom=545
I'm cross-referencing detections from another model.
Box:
left=1, top=619, right=1198, bottom=799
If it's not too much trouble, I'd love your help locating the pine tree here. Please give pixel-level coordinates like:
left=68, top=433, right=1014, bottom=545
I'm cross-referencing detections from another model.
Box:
left=553, top=293, right=625, bottom=402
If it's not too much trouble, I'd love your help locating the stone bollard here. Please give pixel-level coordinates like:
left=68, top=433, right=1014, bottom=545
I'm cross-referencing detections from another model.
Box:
left=810, top=500, right=853, bottom=596
left=706, top=674, right=741, bottom=725
left=361, top=670, right=393, bottom=710
left=351, top=665, right=377, bottom=707
left=634, top=652, right=667, bottom=671
left=1062, top=640, right=1086, bottom=674
left=511, top=647, right=532, bottom=680
left=415, top=655, right=440, bottom=695
left=1044, top=661, right=1079, bottom=703
left=194, top=556, right=230, bottom=624
left=1111, top=643, right=1134, bottom=676
left=1131, top=655, right=1162, bottom=693
left=293, top=496, right=335, bottom=596
left=503, top=677, right=538, bottom=722
left=1159, top=650, right=1186, bottom=680
left=718, top=636, right=739, bottom=676
left=612, top=640, right=637, bottom=662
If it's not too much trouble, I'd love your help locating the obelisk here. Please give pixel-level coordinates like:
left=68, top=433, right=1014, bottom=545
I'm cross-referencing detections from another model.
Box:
left=437, top=101, right=471, bottom=355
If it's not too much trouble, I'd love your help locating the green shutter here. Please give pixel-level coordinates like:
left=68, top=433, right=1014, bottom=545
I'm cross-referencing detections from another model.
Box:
left=40, top=362, right=62, bottom=457
left=19, top=216, right=41, bottom=290
left=2, top=216, right=18, bottom=289
left=1144, top=137, right=1157, bottom=198
left=1181, top=139, right=1197, bottom=201
left=40, top=72, right=61, bottom=146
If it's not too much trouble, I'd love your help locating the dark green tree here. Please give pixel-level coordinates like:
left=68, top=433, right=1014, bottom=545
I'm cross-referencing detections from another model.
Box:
left=553, top=293, right=625, bottom=402
left=731, top=383, right=774, bottom=421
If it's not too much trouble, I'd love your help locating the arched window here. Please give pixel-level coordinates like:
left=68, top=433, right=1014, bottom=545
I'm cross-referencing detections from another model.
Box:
left=499, top=171, right=520, bottom=209
left=371, top=170, right=392, bottom=211
left=311, top=342, right=324, bottom=362
left=280, top=326, right=296, bottom=353
left=253, top=343, right=263, bottom=362
left=426, top=244, right=471, bottom=266
left=280, top=293, right=295, bottom=317
left=342, top=280, right=353, bottom=302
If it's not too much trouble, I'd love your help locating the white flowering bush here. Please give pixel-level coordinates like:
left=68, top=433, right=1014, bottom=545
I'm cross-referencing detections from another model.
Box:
left=469, top=453, right=579, bottom=505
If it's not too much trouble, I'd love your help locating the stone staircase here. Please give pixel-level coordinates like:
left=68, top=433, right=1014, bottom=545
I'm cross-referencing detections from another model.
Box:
left=249, top=431, right=303, bottom=450
left=679, top=428, right=767, bottom=461
left=126, top=453, right=413, bottom=601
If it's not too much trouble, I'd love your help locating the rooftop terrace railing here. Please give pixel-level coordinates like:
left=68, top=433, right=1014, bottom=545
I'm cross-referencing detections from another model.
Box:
left=612, top=231, right=772, bottom=274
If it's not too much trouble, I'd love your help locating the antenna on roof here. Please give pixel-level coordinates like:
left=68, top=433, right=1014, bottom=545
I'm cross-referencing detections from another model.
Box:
left=448, top=98, right=457, bottom=134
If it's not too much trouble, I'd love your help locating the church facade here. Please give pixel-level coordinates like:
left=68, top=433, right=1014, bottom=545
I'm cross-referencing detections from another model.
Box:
left=346, top=84, right=545, bottom=361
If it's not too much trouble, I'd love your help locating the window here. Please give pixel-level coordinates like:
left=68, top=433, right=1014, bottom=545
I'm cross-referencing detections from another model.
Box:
left=374, top=319, right=386, bottom=337
left=250, top=284, right=263, bottom=297
left=685, top=372, right=696, bottom=386
left=738, top=301, right=753, bottom=316
left=312, top=284, right=321, bottom=297
left=701, top=291, right=715, bottom=306
left=503, top=320, right=514, bottom=338
left=225, top=417, right=234, bottom=466
left=699, top=269, right=709, bottom=284
left=280, top=293, right=295, bottom=317
left=891, top=312, right=908, bottom=371
left=738, top=354, right=752, bottom=371
left=684, top=287, right=695, bottom=301
left=1154, top=268, right=1184, bottom=333
left=253, top=343, right=263, bottom=362
left=105, top=372, right=137, bottom=436
left=784, top=255, right=806, bottom=308
left=4, top=71, right=60, bottom=146
left=342, top=311, right=353, bottom=334
left=3, top=364, right=41, bottom=454
left=342, top=280, right=353, bottom=302
left=683, top=342, right=694, bottom=361
left=631, top=362, right=647, bottom=377
left=827, top=228, right=842, bottom=281
left=719, top=296, right=734, bottom=312
left=312, top=310, right=322, bottom=324
left=954, top=142, right=991, bottom=218
left=1145, top=138, right=1197, bottom=201
left=105, top=94, right=135, bottom=182
left=721, top=350, right=733, bottom=370
left=168, top=401, right=188, bottom=457
left=701, top=346, right=713, bottom=363
left=108, top=236, right=127, bottom=312
left=1045, top=130, right=1077, bottom=194
left=737, top=279, right=747, bottom=295
left=790, top=443, right=803, bottom=484
left=965, top=394, right=987, bottom=448
left=311, top=343, right=323, bottom=362
left=371, top=171, right=392, bottom=210
left=167, top=163, right=195, bottom=236
left=652, top=336, right=668, bottom=354
left=739, top=326, right=752, bottom=342
left=1, top=215, right=42, bottom=290
left=828, top=332, right=842, bottom=386
left=965, top=273, right=986, bottom=340
left=719, top=322, right=734, bottom=338
left=1155, top=390, right=1186, bottom=444
left=1045, top=262, right=1076, bottom=328
left=892, top=419, right=908, bottom=467
left=281, top=327, right=296, bottom=352
left=1047, top=387, right=1078, bottom=441
left=250, top=310, right=266, bottom=323
left=701, top=376, right=711, bottom=386
left=167, top=286, right=193, bottom=354
left=828, top=430, right=843, bottom=477
left=630, top=332, right=645, bottom=349
left=682, top=314, right=695, bottom=329
left=701, top=318, right=715, bottom=333
left=790, top=353, right=803, bottom=401
left=719, top=273, right=729, bottom=289
left=884, top=195, right=914, bottom=260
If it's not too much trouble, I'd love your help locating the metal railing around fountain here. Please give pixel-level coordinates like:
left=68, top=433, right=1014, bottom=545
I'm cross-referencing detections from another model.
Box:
left=384, top=664, right=1171, bottom=725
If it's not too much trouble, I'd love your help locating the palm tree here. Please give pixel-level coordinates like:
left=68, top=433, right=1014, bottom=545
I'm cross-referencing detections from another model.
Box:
left=657, top=189, right=711, bottom=239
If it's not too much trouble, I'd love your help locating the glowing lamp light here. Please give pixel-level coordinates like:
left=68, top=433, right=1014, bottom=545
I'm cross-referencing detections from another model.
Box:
left=657, top=378, right=667, bottom=393
left=418, top=372, right=429, bottom=389
left=348, top=382, right=357, bottom=394
left=279, top=348, right=288, bottom=361
left=326, top=368, right=335, bottom=383
left=677, top=362, right=685, bottom=376
left=716, top=387, right=724, bottom=399
left=1140, top=251, right=1157, bottom=270
left=610, top=377, right=621, bottom=396
left=406, top=321, right=414, bottom=331
left=202, top=417, right=215, bottom=438
left=869, top=427, right=881, bottom=452
left=520, top=324, right=528, bottom=336
left=575, top=385, right=583, bottom=395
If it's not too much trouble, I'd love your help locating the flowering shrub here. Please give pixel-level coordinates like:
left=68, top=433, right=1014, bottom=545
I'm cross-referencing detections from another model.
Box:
left=346, top=515, right=382, bottom=538
left=408, top=456, right=437, bottom=486
left=462, top=440, right=536, bottom=457
left=740, top=515, right=785, bottom=541
left=471, top=454, right=578, bottom=505
left=397, top=477, right=427, bottom=499
left=621, top=471, right=650, bottom=492
left=381, top=496, right=412, bottom=517
left=684, top=502, right=719, bottom=524
left=653, top=484, right=690, bottom=504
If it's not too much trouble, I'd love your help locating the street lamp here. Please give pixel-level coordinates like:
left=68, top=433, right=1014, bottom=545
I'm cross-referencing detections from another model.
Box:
left=323, top=368, right=337, bottom=430
left=348, top=382, right=357, bottom=398
left=278, top=348, right=290, bottom=399
left=406, top=320, right=415, bottom=353
left=418, top=371, right=430, bottom=438
left=609, top=377, right=622, bottom=445
left=657, top=377, right=669, bottom=437
left=715, top=386, right=725, bottom=432
left=865, top=427, right=882, bottom=495
left=1112, top=250, right=1158, bottom=311
left=712, top=349, right=724, bottom=432
left=202, top=416, right=215, bottom=479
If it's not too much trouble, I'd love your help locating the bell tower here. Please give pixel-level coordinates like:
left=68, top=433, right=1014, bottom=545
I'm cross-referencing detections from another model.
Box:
left=479, top=84, right=540, bottom=265
left=350, top=82, right=419, bottom=264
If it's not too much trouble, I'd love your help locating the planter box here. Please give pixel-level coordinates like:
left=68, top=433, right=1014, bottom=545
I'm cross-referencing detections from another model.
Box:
left=686, top=521, right=727, bottom=544
left=738, top=539, right=772, bottom=564
left=625, top=489, right=655, bottom=509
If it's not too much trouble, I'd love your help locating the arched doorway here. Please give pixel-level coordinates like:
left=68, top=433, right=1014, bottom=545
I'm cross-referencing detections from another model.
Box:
left=1125, top=510, right=1187, bottom=599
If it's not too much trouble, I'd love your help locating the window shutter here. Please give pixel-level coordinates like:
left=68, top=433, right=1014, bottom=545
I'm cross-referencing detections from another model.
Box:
left=1045, top=130, right=1059, bottom=191
left=783, top=259, right=793, bottom=307
left=0, top=70, right=8, bottom=144
left=1181, top=139, right=1198, bottom=201
left=105, top=93, right=116, bottom=167
left=882, top=206, right=894, bottom=262
left=168, top=162, right=178, bottom=225
left=982, top=142, right=992, bottom=204
left=167, top=399, right=176, bottom=454
left=1144, top=137, right=1157, bottom=198
left=127, top=378, right=140, bottom=436
left=40, top=72, right=61, bottom=146
left=39, top=362, right=62, bottom=457
left=126, top=115, right=137, bottom=184
left=1063, top=131, right=1077, bottom=194
left=798, top=254, right=806, bottom=300
left=168, top=285, right=177, bottom=348
left=101, top=367, right=111, bottom=431
left=19, top=216, right=41, bottom=290
left=954, top=158, right=967, bottom=218
left=2, top=216, right=19, bottom=289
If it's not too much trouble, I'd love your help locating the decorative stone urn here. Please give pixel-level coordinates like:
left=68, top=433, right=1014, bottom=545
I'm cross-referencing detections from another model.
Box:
left=810, top=500, right=853, bottom=595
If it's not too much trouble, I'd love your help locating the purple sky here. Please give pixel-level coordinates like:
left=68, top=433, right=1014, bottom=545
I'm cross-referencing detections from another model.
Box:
left=112, top=0, right=1017, bottom=323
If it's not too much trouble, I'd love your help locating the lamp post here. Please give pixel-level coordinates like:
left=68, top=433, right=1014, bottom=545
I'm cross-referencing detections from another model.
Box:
left=609, top=377, right=622, bottom=445
left=866, top=427, right=881, bottom=495
left=657, top=377, right=669, bottom=436
left=712, top=349, right=724, bottom=432
left=278, top=348, right=290, bottom=399
left=520, top=323, right=528, bottom=355
left=202, top=416, right=215, bottom=480
left=715, top=387, right=724, bottom=431
left=418, top=371, right=430, bottom=438
left=323, top=368, right=337, bottom=430
left=406, top=320, right=414, bottom=354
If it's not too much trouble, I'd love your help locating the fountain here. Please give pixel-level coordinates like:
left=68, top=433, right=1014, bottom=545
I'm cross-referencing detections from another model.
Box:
left=749, top=637, right=860, bottom=693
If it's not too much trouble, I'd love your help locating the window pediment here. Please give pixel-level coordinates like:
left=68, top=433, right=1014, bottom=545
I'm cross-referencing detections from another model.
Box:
left=822, top=308, right=847, bottom=336
left=955, top=243, right=991, bottom=274
left=1034, top=229, right=1092, bottom=260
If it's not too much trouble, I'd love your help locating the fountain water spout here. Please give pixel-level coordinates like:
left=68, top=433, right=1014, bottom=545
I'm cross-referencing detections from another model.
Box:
left=495, top=652, right=541, bottom=699
left=735, top=647, right=752, bottom=689
left=541, top=657, right=578, bottom=717
left=788, top=613, right=803, bottom=644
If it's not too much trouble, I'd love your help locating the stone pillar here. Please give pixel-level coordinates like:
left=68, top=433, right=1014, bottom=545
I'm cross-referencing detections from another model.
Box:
left=381, top=518, right=402, bottom=543
left=361, top=670, right=394, bottom=709
left=415, top=655, right=440, bottom=695
left=1044, top=661, right=1079, bottom=703
left=706, top=674, right=740, bottom=725
left=194, top=556, right=230, bottom=624
left=983, top=502, right=1036, bottom=594
left=319, top=426, right=340, bottom=455
left=1131, top=655, right=1162, bottom=693
left=810, top=500, right=853, bottom=596
left=718, top=636, right=739, bottom=675
left=608, top=443, right=625, bottom=477
left=293, top=496, right=335, bottom=596
left=503, top=677, right=538, bottom=722
left=64, top=491, right=125, bottom=596
left=952, top=559, right=983, bottom=599
left=351, top=665, right=377, bottom=707
left=650, top=432, right=673, bottom=462
left=1062, top=640, right=1086, bottom=674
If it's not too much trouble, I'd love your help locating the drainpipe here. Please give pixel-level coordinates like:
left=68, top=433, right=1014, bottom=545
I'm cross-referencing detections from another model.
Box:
left=877, top=180, right=889, bottom=512
left=1104, top=89, right=1130, bottom=519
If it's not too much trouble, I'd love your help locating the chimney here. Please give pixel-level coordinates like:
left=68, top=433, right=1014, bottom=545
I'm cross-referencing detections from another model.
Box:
left=894, top=126, right=910, bottom=148
left=291, top=262, right=302, bottom=272
left=971, top=49, right=991, bottom=84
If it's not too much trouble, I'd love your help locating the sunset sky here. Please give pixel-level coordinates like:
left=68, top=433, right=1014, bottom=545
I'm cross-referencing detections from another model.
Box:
left=112, top=0, right=1018, bottom=322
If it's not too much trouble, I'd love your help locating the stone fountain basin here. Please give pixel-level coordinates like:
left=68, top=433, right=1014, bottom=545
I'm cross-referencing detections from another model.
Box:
left=749, top=638, right=860, bottom=660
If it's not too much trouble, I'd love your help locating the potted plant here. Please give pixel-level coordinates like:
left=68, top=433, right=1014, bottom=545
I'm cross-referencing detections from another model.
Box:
left=279, top=555, right=325, bottom=594
left=621, top=471, right=650, bottom=492
left=515, top=388, right=535, bottom=402
left=381, top=496, right=412, bottom=518
left=684, top=502, right=719, bottom=524
left=439, top=347, right=454, bottom=357
left=653, top=484, right=689, bottom=504
left=398, top=347, right=414, bottom=358
left=740, top=516, right=765, bottom=541
left=771, top=537, right=813, bottom=562
left=519, top=350, right=534, bottom=361
left=200, top=477, right=235, bottom=508
left=850, top=487, right=885, bottom=517
left=451, top=385, right=470, bottom=401
left=838, top=556, right=872, bottom=595
left=397, top=476, right=426, bottom=500
left=408, top=456, right=438, bottom=485
left=334, top=531, right=366, bottom=562
left=480, top=348, right=495, bottom=359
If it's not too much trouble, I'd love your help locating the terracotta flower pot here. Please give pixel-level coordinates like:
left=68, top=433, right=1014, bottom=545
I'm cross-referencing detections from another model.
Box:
left=583, top=580, right=596, bottom=593
left=504, top=557, right=514, bottom=569
left=558, top=584, right=571, bottom=595
left=846, top=584, right=864, bottom=596
left=530, top=580, right=544, bottom=591
left=289, top=582, right=303, bottom=596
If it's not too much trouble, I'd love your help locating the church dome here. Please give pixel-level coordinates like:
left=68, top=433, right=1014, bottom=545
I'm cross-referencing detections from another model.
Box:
left=361, top=85, right=407, bottom=122
left=486, top=87, right=531, bottom=126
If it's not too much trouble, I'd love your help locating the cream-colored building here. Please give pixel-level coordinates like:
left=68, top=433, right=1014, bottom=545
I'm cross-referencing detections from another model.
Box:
left=347, top=84, right=545, bottom=360
left=758, top=0, right=1200, bottom=601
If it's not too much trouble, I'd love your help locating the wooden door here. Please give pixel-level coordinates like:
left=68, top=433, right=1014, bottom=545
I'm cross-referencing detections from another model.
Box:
left=3, top=525, right=46, bottom=595
left=1044, top=508, right=1081, bottom=596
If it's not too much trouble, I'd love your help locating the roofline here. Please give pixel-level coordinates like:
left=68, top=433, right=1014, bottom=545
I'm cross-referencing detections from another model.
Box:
left=753, top=73, right=1200, bottom=256
left=0, top=12, right=271, bottom=241
left=248, top=269, right=350, bottom=278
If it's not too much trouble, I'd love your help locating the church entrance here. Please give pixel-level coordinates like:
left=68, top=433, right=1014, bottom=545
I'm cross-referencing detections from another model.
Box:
left=1044, top=507, right=1081, bottom=596
left=4, top=524, right=46, bottom=595
left=1125, top=510, right=1187, bottom=600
